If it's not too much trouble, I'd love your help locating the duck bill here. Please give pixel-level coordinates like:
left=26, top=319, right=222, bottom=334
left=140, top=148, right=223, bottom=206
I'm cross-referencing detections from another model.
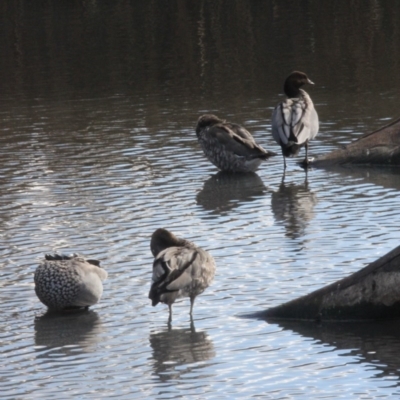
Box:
left=307, top=78, right=315, bottom=85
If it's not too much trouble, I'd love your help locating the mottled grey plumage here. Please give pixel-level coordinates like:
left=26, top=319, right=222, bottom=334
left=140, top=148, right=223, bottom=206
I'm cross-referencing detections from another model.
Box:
left=34, top=254, right=108, bottom=311
left=196, top=114, right=276, bottom=172
left=149, top=228, right=216, bottom=320
left=272, top=71, right=319, bottom=168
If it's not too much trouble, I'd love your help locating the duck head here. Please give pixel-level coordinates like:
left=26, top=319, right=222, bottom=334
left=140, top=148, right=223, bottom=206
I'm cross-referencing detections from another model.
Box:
left=283, top=71, right=314, bottom=98
left=151, top=228, right=184, bottom=257
left=196, top=114, right=225, bottom=135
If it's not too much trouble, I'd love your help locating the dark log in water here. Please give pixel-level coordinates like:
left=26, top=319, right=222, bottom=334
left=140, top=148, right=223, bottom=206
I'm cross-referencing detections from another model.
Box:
left=314, top=117, right=400, bottom=166
left=258, top=245, right=400, bottom=321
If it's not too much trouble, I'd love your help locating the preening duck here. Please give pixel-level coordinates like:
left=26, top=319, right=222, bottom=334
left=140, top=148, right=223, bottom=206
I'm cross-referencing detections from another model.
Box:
left=272, top=71, right=319, bottom=168
left=196, top=114, right=276, bottom=173
left=34, top=254, right=108, bottom=311
left=149, top=228, right=216, bottom=320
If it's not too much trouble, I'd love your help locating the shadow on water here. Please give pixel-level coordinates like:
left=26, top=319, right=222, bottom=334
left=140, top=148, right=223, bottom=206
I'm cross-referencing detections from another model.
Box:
left=273, top=319, right=400, bottom=384
left=149, top=322, right=215, bottom=382
left=196, top=171, right=266, bottom=214
left=271, top=174, right=318, bottom=239
left=34, top=310, right=103, bottom=356
left=324, top=165, right=400, bottom=192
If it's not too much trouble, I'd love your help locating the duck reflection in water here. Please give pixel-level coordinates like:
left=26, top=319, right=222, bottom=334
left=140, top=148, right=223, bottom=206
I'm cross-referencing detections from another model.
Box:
left=34, top=310, right=103, bottom=357
left=196, top=171, right=266, bottom=214
left=271, top=173, right=318, bottom=239
left=149, top=322, right=215, bottom=382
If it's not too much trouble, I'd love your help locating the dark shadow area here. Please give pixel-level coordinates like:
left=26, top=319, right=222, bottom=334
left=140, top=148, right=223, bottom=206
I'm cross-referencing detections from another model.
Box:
left=270, top=319, right=400, bottom=384
left=2, top=0, right=400, bottom=122
left=322, top=165, right=400, bottom=192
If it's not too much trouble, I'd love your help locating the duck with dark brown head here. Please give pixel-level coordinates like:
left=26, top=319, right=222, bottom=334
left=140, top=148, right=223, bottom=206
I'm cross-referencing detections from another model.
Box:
left=272, top=71, right=319, bottom=169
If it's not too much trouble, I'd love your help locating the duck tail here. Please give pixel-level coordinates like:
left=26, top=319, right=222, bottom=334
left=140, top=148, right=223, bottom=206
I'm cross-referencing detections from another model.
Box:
left=148, top=284, right=160, bottom=306
left=257, top=150, right=277, bottom=160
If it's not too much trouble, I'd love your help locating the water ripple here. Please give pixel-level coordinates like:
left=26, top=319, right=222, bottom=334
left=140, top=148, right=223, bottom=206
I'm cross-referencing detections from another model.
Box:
left=2, top=83, right=400, bottom=400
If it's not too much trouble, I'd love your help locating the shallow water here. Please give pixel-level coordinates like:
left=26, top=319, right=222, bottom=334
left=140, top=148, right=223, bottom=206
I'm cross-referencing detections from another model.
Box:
left=1, top=1, right=400, bottom=399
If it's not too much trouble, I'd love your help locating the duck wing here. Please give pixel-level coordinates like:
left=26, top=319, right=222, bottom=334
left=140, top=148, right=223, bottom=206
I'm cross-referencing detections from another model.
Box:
left=208, top=123, right=273, bottom=160
left=226, top=123, right=256, bottom=141
left=149, top=247, right=198, bottom=304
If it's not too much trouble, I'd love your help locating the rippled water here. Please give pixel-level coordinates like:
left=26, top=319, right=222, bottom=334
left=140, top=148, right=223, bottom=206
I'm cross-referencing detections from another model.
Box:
left=2, top=1, right=400, bottom=399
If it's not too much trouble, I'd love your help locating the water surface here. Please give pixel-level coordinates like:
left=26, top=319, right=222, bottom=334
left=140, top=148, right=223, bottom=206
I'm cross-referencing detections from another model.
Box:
left=1, top=1, right=400, bottom=398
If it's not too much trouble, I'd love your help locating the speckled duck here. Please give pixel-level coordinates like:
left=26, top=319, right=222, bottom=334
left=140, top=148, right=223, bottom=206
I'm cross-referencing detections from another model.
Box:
left=34, top=254, right=108, bottom=311
left=196, top=114, right=276, bottom=173
left=149, top=228, right=216, bottom=320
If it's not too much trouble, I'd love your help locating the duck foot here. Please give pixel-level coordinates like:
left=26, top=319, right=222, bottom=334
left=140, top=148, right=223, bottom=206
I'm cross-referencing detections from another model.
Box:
left=300, top=157, right=315, bottom=168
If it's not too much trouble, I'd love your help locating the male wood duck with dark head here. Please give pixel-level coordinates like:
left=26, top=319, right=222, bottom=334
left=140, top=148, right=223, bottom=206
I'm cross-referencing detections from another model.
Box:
left=271, top=71, right=319, bottom=168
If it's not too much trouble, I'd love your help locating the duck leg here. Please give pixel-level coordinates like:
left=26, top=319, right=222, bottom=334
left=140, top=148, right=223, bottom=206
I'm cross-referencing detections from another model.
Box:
left=168, top=304, right=173, bottom=323
left=190, top=315, right=195, bottom=332
left=281, top=169, right=286, bottom=183
left=189, top=295, right=196, bottom=316
left=304, top=141, right=309, bottom=165
left=304, top=141, right=314, bottom=166
left=282, top=149, right=287, bottom=170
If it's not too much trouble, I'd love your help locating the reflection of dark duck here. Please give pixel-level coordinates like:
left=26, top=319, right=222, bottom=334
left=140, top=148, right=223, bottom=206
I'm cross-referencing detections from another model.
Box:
left=271, top=177, right=317, bottom=239
left=34, top=254, right=108, bottom=311
left=34, top=310, right=102, bottom=354
left=149, top=324, right=215, bottom=382
left=272, top=71, right=319, bottom=168
left=149, top=229, right=216, bottom=321
left=196, top=171, right=266, bottom=214
left=196, top=114, right=276, bottom=172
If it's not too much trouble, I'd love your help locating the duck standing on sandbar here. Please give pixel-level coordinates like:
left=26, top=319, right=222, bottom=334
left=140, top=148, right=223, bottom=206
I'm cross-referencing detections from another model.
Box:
left=149, top=228, right=216, bottom=322
left=34, top=254, right=108, bottom=311
left=196, top=114, right=276, bottom=173
left=272, top=71, right=319, bottom=168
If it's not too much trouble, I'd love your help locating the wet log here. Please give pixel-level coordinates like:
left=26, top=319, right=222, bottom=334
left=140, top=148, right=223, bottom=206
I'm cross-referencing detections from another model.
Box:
left=313, top=116, right=400, bottom=166
left=258, top=245, right=400, bottom=321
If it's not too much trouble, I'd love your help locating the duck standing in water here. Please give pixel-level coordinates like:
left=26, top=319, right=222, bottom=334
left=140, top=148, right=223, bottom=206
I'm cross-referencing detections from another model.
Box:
left=149, top=228, right=216, bottom=321
left=34, top=254, right=108, bottom=311
left=196, top=114, right=276, bottom=173
left=272, top=71, right=319, bottom=168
